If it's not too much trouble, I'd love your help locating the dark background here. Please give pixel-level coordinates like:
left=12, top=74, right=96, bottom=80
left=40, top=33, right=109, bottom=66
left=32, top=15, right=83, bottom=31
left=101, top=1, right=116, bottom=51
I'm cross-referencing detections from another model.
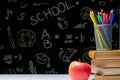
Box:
left=0, top=0, right=119, bottom=74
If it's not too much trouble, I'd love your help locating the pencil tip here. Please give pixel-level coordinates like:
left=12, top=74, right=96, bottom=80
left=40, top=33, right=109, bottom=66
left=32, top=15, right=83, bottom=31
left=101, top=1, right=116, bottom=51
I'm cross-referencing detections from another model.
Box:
left=110, top=9, right=114, bottom=13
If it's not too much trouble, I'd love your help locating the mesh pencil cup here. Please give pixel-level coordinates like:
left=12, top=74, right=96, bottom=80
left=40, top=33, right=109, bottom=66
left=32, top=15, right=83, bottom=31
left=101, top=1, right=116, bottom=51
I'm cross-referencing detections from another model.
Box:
left=94, top=24, right=112, bottom=50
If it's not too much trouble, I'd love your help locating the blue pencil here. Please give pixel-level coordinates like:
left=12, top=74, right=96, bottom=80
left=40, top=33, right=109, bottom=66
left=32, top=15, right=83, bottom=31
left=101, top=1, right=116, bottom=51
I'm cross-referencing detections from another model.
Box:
left=110, top=13, right=115, bottom=24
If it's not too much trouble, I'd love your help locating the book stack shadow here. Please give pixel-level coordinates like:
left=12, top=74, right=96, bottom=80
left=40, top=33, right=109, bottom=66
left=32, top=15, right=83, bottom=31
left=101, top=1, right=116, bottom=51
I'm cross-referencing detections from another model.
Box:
left=89, top=50, right=120, bottom=80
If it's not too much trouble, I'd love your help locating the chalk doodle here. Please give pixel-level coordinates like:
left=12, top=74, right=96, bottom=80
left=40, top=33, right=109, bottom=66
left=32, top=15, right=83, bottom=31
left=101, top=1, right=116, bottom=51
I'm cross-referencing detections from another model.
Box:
left=36, top=53, right=51, bottom=68
left=16, top=67, right=24, bottom=73
left=19, top=2, right=28, bottom=8
left=58, top=48, right=78, bottom=62
left=54, top=34, right=60, bottom=39
left=45, top=68, right=58, bottom=74
left=57, top=17, right=69, bottom=30
left=113, top=22, right=119, bottom=29
left=5, top=9, right=13, bottom=20
left=73, top=22, right=87, bottom=29
left=99, top=1, right=106, bottom=7
left=8, top=0, right=17, bottom=3
left=32, top=3, right=51, bottom=6
left=7, top=26, right=15, bottom=49
left=28, top=60, right=37, bottom=74
left=5, top=69, right=16, bottom=74
left=80, top=7, right=93, bottom=20
left=0, top=27, right=4, bottom=49
left=113, top=38, right=119, bottom=47
left=81, top=47, right=96, bottom=64
left=0, top=45, right=4, bottom=49
left=17, top=29, right=36, bottom=47
left=5, top=67, right=24, bottom=74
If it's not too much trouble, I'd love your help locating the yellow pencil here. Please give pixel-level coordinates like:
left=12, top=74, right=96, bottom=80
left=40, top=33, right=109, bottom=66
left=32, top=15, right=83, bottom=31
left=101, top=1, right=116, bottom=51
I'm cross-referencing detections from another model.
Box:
left=96, top=29, right=103, bottom=48
left=97, top=28, right=109, bottom=48
left=89, top=11, right=98, bottom=25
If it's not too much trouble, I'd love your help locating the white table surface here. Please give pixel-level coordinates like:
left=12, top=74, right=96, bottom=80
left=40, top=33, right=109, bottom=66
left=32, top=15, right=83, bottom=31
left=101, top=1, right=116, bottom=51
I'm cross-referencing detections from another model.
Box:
left=0, top=74, right=95, bottom=80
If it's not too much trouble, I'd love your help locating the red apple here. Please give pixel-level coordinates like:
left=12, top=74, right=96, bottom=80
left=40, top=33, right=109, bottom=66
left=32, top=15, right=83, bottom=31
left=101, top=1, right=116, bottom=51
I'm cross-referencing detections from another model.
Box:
left=68, top=61, right=91, bottom=80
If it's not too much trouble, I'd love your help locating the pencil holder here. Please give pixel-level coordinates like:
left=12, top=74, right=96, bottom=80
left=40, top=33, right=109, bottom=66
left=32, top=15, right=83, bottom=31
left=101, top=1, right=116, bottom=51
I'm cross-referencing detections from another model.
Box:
left=94, top=24, right=112, bottom=50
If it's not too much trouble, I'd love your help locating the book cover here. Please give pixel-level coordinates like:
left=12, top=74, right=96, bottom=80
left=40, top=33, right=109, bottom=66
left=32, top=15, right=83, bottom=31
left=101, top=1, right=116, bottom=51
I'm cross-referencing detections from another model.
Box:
left=91, top=65, right=120, bottom=75
left=91, top=59, right=120, bottom=67
left=89, top=50, right=120, bottom=60
left=95, top=75, right=120, bottom=80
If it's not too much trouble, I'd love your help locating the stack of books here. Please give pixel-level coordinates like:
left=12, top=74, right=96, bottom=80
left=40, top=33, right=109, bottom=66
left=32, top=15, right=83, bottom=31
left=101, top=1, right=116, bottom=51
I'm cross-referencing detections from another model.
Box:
left=89, top=50, right=120, bottom=80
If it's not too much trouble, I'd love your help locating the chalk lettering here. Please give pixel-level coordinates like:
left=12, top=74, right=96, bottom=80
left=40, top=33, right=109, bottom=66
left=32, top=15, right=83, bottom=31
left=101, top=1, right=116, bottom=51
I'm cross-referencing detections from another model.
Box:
left=30, top=16, right=38, bottom=26
left=17, top=13, right=26, bottom=21
left=41, top=29, right=51, bottom=40
left=37, top=13, right=45, bottom=21
left=43, top=40, right=52, bottom=49
left=30, top=1, right=75, bottom=25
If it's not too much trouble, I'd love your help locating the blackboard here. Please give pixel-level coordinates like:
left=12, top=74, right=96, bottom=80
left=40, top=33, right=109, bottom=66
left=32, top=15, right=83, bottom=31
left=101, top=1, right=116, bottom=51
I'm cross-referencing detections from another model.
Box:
left=0, top=0, right=119, bottom=74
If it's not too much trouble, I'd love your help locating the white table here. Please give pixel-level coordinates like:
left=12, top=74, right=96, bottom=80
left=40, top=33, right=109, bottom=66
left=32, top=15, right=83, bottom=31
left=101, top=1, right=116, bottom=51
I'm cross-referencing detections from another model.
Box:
left=0, top=74, right=94, bottom=80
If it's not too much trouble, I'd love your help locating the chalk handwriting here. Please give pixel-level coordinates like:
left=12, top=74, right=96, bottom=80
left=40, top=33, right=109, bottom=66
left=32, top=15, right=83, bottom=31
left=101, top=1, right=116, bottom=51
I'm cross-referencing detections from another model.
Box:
left=30, top=1, right=75, bottom=25
left=64, top=34, right=73, bottom=43
left=5, top=67, right=24, bottom=74
left=3, top=55, right=12, bottom=64
left=79, top=32, right=84, bottom=43
left=41, top=29, right=51, bottom=40
left=3, top=54, right=23, bottom=64
left=90, top=36, right=95, bottom=42
left=16, top=67, right=24, bottom=73
left=17, top=13, right=26, bottom=21
left=43, top=40, right=52, bottom=49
